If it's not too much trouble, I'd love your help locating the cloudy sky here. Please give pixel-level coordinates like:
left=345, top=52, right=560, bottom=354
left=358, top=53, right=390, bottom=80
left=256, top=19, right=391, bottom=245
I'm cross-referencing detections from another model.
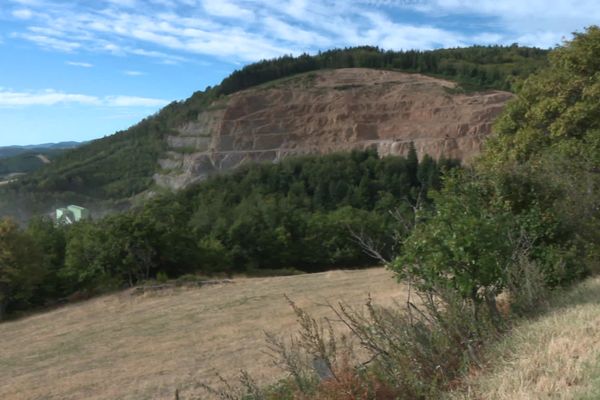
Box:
left=0, top=0, right=598, bottom=146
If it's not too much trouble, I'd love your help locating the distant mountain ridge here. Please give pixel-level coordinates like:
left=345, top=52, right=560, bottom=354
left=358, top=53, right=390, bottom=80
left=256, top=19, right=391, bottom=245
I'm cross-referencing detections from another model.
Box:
left=0, top=141, right=82, bottom=159
left=0, top=141, right=84, bottom=187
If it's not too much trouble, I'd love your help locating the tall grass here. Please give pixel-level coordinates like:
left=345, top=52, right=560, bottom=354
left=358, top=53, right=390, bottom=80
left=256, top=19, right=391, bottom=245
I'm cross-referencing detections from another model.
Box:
left=193, top=251, right=554, bottom=400
left=448, top=276, right=600, bottom=400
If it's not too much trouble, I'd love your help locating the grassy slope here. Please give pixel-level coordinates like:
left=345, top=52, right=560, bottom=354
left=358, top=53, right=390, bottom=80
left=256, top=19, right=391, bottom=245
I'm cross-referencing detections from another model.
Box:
left=0, top=268, right=406, bottom=400
left=448, top=276, right=600, bottom=400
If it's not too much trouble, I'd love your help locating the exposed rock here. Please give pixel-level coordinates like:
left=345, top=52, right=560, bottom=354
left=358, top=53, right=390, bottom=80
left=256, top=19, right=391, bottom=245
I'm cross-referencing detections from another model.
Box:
left=155, top=68, right=513, bottom=190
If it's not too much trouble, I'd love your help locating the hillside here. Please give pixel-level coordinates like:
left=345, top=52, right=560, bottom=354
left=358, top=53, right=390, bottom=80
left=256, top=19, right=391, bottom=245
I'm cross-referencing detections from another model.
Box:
left=0, top=141, right=81, bottom=159
left=0, top=142, right=82, bottom=181
left=0, top=268, right=405, bottom=400
left=448, top=276, right=600, bottom=400
left=156, top=68, right=512, bottom=190
left=0, top=46, right=547, bottom=220
left=0, top=150, right=62, bottom=179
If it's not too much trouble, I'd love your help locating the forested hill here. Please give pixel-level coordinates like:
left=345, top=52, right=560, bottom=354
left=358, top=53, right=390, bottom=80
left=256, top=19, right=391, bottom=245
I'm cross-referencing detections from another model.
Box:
left=0, top=142, right=81, bottom=159
left=0, top=45, right=549, bottom=221
left=218, top=45, right=548, bottom=95
left=0, top=142, right=83, bottom=180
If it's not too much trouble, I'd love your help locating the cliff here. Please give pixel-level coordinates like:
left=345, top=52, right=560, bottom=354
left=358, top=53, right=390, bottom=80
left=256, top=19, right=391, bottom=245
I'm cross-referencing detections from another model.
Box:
left=155, top=68, right=512, bottom=190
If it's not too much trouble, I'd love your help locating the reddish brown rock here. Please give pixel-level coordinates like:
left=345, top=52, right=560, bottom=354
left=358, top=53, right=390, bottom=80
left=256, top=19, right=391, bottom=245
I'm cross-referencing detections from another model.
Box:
left=155, top=68, right=513, bottom=189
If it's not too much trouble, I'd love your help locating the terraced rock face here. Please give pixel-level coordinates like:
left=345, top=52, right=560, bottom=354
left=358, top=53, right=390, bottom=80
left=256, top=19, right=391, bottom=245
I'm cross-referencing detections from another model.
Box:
left=156, top=68, right=513, bottom=189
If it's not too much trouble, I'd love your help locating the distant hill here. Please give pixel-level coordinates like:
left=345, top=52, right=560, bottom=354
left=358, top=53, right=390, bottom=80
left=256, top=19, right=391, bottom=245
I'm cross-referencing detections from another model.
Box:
left=0, top=45, right=549, bottom=221
left=0, top=142, right=84, bottom=186
left=0, top=141, right=82, bottom=159
left=0, top=150, right=65, bottom=178
left=0, top=141, right=83, bottom=178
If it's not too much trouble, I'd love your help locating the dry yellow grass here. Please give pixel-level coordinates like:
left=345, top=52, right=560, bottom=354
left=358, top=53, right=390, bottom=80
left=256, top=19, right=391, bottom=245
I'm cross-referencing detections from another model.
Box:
left=0, top=268, right=407, bottom=400
left=448, top=276, right=600, bottom=400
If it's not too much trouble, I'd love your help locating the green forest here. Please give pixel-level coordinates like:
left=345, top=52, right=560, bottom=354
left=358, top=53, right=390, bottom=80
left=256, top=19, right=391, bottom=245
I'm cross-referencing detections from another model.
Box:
left=0, top=45, right=548, bottom=220
left=0, top=148, right=457, bottom=319
left=218, top=45, right=548, bottom=95
left=0, top=149, right=65, bottom=177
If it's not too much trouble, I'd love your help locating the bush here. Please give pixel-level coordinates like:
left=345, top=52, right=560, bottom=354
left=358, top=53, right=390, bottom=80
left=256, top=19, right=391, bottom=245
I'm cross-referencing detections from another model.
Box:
left=196, top=286, right=507, bottom=400
left=393, top=172, right=516, bottom=319
left=156, top=271, right=168, bottom=283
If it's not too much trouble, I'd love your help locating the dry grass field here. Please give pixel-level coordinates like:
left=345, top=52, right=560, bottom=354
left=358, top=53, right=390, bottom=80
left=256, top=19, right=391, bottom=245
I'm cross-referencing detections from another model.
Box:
left=448, top=276, right=600, bottom=400
left=0, top=268, right=407, bottom=400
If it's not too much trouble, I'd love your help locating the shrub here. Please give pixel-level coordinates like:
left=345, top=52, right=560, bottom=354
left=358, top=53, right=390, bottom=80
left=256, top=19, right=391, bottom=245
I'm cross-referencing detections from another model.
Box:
left=156, top=271, right=168, bottom=283
left=393, top=172, right=516, bottom=320
left=196, top=286, right=508, bottom=400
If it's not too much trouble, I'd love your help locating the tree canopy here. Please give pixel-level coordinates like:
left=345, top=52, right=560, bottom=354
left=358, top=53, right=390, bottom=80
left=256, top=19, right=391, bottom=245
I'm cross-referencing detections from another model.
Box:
left=394, top=27, right=600, bottom=316
left=0, top=150, right=458, bottom=319
left=486, top=26, right=600, bottom=164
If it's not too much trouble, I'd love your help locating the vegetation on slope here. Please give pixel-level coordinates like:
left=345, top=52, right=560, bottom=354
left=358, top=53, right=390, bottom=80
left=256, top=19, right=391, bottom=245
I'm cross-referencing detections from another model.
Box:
left=0, top=141, right=80, bottom=158
left=0, top=45, right=548, bottom=220
left=0, top=149, right=456, bottom=319
left=0, top=149, right=65, bottom=177
left=448, top=276, right=600, bottom=399
left=219, top=45, right=548, bottom=95
left=0, top=116, right=171, bottom=220
left=0, top=142, right=83, bottom=179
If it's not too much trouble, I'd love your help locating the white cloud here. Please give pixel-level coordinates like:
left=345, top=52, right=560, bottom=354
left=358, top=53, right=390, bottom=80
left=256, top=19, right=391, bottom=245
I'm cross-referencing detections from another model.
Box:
left=360, top=12, right=465, bottom=49
left=28, top=26, right=69, bottom=37
left=149, top=0, right=178, bottom=7
left=12, top=8, right=33, bottom=19
left=413, top=0, right=600, bottom=47
left=0, top=89, right=167, bottom=108
left=14, top=33, right=81, bottom=52
left=105, top=95, right=168, bottom=107
left=6, top=0, right=600, bottom=66
left=262, top=16, right=330, bottom=46
left=201, top=0, right=254, bottom=20
left=282, top=0, right=309, bottom=19
left=0, top=89, right=99, bottom=106
left=124, top=70, right=144, bottom=76
left=66, top=61, right=93, bottom=67
left=10, top=0, right=45, bottom=5
left=515, top=31, right=567, bottom=49
left=129, top=48, right=187, bottom=64
left=105, top=0, right=138, bottom=7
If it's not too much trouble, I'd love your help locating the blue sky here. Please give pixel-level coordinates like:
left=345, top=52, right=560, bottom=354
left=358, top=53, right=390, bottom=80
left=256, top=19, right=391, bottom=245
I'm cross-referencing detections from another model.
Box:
left=0, top=0, right=598, bottom=146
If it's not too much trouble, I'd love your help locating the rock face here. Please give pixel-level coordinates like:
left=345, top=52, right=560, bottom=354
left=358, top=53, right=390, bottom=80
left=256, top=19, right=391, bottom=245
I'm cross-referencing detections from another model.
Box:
left=155, top=68, right=513, bottom=189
